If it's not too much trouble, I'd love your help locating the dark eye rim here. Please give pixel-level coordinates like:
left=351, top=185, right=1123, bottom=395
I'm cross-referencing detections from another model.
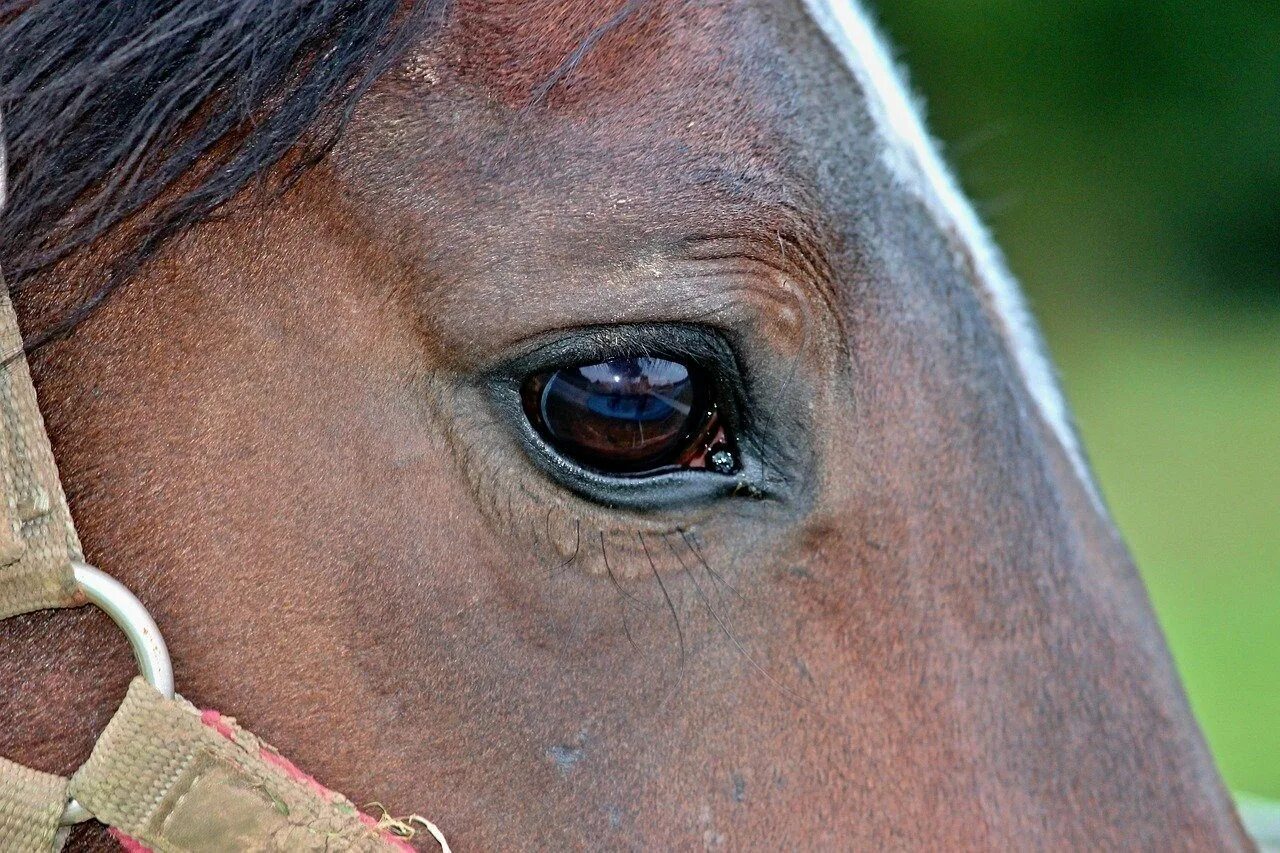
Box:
left=483, top=323, right=773, bottom=511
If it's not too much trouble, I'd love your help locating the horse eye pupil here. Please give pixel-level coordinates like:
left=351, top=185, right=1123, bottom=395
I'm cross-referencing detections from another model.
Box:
left=522, top=356, right=716, bottom=475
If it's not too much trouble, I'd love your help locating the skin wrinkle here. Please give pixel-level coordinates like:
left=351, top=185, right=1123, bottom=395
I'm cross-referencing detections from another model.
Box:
left=0, top=1, right=1249, bottom=850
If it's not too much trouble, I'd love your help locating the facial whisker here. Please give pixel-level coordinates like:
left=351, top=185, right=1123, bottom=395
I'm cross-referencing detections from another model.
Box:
left=666, top=533, right=805, bottom=708
left=640, top=531, right=685, bottom=668
left=601, top=531, right=652, bottom=609
left=679, top=528, right=744, bottom=602
left=548, top=518, right=582, bottom=578
left=600, top=532, right=639, bottom=651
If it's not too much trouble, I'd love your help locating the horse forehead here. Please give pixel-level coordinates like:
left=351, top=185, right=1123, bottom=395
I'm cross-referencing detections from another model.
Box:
left=440, top=0, right=779, bottom=111
left=361, top=0, right=839, bottom=219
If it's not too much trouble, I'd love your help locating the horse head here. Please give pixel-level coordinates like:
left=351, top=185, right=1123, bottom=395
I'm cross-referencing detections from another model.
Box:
left=0, top=0, right=1249, bottom=848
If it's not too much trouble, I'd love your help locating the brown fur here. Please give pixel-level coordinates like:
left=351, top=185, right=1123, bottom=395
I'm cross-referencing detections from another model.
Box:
left=0, top=1, right=1248, bottom=849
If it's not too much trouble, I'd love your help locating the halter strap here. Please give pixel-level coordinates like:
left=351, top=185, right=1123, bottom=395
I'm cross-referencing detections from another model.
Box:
left=0, top=279, right=448, bottom=850
left=0, top=286, right=82, bottom=619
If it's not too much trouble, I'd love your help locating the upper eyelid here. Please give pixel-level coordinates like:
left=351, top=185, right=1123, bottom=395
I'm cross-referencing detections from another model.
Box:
left=488, top=322, right=742, bottom=382
left=413, top=230, right=837, bottom=372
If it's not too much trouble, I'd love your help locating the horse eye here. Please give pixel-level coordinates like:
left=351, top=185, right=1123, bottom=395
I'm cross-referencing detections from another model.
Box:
left=521, top=356, right=737, bottom=477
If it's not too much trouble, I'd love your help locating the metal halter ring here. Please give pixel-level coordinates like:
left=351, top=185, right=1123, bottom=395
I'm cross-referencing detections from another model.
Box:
left=59, top=561, right=174, bottom=826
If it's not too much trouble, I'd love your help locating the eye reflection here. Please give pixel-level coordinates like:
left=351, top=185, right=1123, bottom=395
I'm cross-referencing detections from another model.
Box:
left=522, top=355, right=734, bottom=476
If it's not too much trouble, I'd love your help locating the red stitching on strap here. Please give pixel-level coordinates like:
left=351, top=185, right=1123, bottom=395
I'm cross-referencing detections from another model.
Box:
left=196, top=707, right=415, bottom=851
left=108, top=828, right=152, bottom=852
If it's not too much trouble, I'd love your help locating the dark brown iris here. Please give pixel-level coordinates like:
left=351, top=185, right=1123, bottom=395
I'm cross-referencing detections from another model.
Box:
left=522, top=356, right=731, bottom=476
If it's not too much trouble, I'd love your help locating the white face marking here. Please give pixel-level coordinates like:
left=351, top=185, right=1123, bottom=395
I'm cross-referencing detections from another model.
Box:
left=0, top=111, right=7, bottom=214
left=800, top=0, right=1103, bottom=510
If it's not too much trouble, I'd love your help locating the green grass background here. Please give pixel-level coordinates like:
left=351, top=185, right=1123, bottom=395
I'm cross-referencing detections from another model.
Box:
left=875, top=0, right=1280, bottom=798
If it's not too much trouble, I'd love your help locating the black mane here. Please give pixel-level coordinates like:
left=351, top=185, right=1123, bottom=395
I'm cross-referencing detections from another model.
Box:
left=0, top=0, right=433, bottom=335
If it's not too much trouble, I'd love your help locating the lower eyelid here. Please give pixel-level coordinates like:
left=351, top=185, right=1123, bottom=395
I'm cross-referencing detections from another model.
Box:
left=440, top=394, right=744, bottom=570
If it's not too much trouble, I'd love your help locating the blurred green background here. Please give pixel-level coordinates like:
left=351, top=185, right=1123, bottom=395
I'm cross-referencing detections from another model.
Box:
left=874, top=0, right=1279, bottom=799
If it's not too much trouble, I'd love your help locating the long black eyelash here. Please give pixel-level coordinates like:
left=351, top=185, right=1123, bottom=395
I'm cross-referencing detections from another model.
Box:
left=664, top=533, right=805, bottom=708
left=601, top=531, right=650, bottom=609
left=600, top=532, right=640, bottom=651
left=639, top=531, right=685, bottom=667
left=681, top=528, right=743, bottom=602
left=548, top=518, right=581, bottom=580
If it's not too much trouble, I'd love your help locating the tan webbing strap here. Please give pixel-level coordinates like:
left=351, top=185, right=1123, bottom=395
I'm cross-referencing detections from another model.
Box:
left=0, top=283, right=82, bottom=619
left=0, top=277, right=82, bottom=850
left=71, top=678, right=406, bottom=852
left=0, top=758, right=69, bottom=852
